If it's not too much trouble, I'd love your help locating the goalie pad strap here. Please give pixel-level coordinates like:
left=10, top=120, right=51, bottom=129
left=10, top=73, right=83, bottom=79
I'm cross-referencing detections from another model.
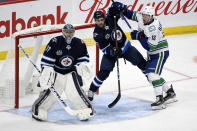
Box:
left=72, top=71, right=93, bottom=109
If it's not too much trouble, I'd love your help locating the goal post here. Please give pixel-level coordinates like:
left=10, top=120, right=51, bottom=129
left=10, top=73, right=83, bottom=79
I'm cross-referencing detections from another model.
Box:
left=11, top=23, right=99, bottom=108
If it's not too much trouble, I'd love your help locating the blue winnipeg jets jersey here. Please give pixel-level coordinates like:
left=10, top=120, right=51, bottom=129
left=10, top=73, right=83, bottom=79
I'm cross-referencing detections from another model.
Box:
left=41, top=35, right=89, bottom=75
left=93, top=13, right=130, bottom=57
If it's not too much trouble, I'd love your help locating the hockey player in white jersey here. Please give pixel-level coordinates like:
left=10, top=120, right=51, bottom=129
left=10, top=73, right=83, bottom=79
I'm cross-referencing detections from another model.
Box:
left=32, top=24, right=94, bottom=121
left=112, top=2, right=177, bottom=109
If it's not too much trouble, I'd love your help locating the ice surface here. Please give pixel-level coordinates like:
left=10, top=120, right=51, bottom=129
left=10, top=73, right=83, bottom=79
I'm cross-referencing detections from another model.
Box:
left=0, top=34, right=197, bottom=131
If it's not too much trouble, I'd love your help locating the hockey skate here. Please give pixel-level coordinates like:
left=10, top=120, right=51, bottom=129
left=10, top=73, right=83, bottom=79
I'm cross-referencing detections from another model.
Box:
left=88, top=90, right=95, bottom=101
left=164, top=85, right=177, bottom=104
left=151, top=95, right=166, bottom=110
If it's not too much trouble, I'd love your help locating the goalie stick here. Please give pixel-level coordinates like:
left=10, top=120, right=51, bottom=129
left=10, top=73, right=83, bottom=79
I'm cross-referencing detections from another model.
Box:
left=108, top=15, right=121, bottom=108
left=18, top=44, right=80, bottom=116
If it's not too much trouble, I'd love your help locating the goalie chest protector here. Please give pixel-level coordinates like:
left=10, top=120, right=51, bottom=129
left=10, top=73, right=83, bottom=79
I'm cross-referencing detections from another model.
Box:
left=41, top=36, right=89, bottom=75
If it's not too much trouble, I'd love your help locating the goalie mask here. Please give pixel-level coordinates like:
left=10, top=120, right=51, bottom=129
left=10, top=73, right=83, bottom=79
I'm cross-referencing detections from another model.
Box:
left=62, top=24, right=75, bottom=44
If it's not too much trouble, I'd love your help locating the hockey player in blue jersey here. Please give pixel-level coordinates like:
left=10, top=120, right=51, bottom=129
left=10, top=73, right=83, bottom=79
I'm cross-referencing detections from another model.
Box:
left=32, top=24, right=94, bottom=121
left=87, top=8, right=147, bottom=102
left=111, top=2, right=177, bottom=109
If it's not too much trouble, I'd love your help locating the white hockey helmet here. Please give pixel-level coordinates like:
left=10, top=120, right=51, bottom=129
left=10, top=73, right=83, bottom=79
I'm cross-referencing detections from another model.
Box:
left=142, top=6, right=154, bottom=16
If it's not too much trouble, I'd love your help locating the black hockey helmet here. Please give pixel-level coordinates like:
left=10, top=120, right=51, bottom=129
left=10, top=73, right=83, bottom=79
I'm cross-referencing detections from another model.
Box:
left=93, top=10, right=105, bottom=20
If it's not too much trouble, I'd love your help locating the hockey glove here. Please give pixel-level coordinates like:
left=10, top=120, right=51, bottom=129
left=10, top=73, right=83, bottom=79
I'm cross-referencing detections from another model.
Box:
left=112, top=47, right=122, bottom=57
left=39, top=66, right=55, bottom=91
left=76, top=63, right=93, bottom=82
left=108, top=6, right=120, bottom=17
left=112, top=2, right=127, bottom=12
left=131, top=30, right=146, bottom=40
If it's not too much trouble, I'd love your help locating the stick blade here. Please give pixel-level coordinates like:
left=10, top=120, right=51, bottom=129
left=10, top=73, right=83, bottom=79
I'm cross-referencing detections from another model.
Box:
left=108, top=93, right=121, bottom=108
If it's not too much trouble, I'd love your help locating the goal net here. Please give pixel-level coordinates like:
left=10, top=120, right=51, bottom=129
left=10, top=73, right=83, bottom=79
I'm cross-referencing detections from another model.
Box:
left=0, top=24, right=99, bottom=109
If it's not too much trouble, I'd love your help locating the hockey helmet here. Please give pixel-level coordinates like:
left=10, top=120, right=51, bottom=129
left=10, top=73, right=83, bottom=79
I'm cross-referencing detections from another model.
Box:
left=142, top=6, right=154, bottom=16
left=62, top=24, right=75, bottom=33
left=62, top=24, right=75, bottom=44
left=93, top=10, right=105, bottom=20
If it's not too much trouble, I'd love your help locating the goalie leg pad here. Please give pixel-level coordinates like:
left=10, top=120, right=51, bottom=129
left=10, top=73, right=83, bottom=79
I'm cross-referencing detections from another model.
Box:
left=77, top=108, right=93, bottom=121
left=32, top=108, right=48, bottom=121
left=64, top=71, right=94, bottom=120
left=32, top=75, right=64, bottom=121
left=32, top=89, right=51, bottom=121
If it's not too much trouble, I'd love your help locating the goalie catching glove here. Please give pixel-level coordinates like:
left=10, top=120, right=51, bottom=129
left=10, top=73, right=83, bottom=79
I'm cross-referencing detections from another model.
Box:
left=39, top=66, right=56, bottom=91
left=76, top=63, right=93, bottom=80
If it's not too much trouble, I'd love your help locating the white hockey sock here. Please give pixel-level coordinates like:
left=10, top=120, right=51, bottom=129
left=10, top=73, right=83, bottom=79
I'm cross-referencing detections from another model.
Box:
left=162, top=83, right=171, bottom=93
left=154, top=86, right=163, bottom=96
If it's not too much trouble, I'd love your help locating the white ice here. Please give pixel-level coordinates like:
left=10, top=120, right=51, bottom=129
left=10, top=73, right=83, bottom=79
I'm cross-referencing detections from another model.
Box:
left=0, top=34, right=197, bottom=131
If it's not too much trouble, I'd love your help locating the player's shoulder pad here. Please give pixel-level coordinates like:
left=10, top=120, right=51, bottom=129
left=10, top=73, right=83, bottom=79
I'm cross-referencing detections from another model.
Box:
left=93, top=32, right=99, bottom=39
left=51, top=37, right=58, bottom=43
left=50, top=35, right=63, bottom=44
left=72, top=37, right=86, bottom=45
left=93, top=27, right=102, bottom=39
left=146, top=19, right=160, bottom=33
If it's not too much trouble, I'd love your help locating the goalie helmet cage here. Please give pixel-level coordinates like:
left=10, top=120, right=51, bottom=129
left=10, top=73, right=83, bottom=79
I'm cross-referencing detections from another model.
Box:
left=14, top=23, right=99, bottom=108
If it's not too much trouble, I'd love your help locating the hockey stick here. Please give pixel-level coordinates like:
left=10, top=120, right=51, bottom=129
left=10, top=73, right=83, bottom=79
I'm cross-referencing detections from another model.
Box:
left=111, top=0, right=131, bottom=65
left=111, top=0, right=133, bottom=30
left=108, top=15, right=121, bottom=108
left=18, top=45, right=41, bottom=74
left=18, top=45, right=79, bottom=116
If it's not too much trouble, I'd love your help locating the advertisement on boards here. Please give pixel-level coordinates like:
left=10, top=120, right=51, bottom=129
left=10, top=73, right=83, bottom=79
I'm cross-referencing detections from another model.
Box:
left=0, top=0, right=197, bottom=51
